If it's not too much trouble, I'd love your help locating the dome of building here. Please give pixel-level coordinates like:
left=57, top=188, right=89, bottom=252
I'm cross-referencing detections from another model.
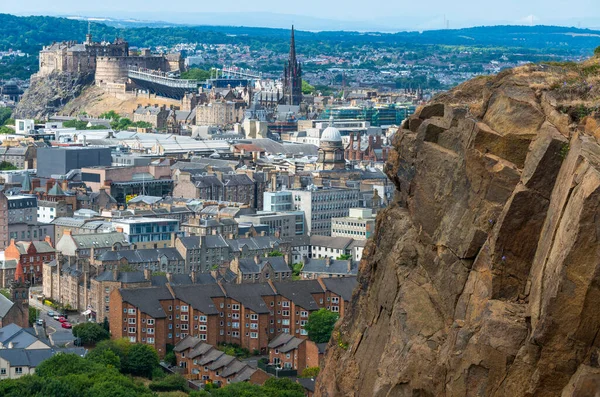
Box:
left=321, top=116, right=342, bottom=143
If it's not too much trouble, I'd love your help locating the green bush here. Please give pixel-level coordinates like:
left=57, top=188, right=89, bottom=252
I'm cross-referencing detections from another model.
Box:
left=72, top=322, right=110, bottom=345
left=595, top=46, right=600, bottom=56
left=148, top=374, right=189, bottom=392
left=300, top=366, right=320, bottom=378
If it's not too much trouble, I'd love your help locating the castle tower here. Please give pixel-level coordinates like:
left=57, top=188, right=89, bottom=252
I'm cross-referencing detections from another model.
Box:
left=282, top=26, right=303, bottom=106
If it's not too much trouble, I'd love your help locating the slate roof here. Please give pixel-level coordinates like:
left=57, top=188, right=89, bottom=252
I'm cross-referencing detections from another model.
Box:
left=220, top=359, right=248, bottom=378
left=0, top=294, right=14, bottom=318
left=172, top=284, right=224, bottom=315
left=0, top=348, right=55, bottom=368
left=310, top=236, right=354, bottom=250
left=227, top=236, right=281, bottom=252
left=272, top=280, right=323, bottom=311
left=71, top=232, right=129, bottom=249
left=238, top=256, right=290, bottom=274
left=173, top=335, right=202, bottom=352
left=14, top=241, right=55, bottom=254
left=208, top=354, right=235, bottom=370
left=320, top=277, right=358, bottom=302
left=119, top=286, right=173, bottom=318
left=223, top=283, right=276, bottom=314
left=0, top=324, right=47, bottom=349
left=231, top=366, right=257, bottom=382
left=297, top=378, right=316, bottom=393
left=301, top=258, right=358, bottom=276
left=95, top=271, right=147, bottom=283
left=97, top=248, right=183, bottom=263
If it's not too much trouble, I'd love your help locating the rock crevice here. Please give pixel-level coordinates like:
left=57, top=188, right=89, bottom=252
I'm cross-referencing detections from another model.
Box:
left=317, top=61, right=600, bottom=397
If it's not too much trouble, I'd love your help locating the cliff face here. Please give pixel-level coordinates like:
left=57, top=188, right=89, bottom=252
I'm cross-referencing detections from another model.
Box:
left=317, top=61, right=600, bottom=396
left=15, top=71, right=94, bottom=119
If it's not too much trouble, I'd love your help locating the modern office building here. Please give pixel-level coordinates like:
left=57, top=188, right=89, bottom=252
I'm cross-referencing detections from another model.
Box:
left=331, top=208, right=376, bottom=240
left=263, top=191, right=294, bottom=212
left=36, top=147, right=112, bottom=178
left=291, top=187, right=360, bottom=236
left=237, top=211, right=305, bottom=238
left=111, top=217, right=179, bottom=249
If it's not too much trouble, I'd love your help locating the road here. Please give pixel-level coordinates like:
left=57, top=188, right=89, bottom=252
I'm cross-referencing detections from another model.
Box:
left=29, top=296, right=76, bottom=347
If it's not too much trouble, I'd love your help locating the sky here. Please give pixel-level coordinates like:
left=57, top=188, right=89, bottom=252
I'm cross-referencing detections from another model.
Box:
left=3, top=0, right=600, bottom=31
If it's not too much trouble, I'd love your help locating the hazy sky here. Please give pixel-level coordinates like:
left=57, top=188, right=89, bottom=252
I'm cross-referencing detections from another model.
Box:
left=4, top=0, right=600, bottom=30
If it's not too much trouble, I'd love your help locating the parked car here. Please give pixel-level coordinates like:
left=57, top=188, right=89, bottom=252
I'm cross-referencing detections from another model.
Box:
left=61, top=322, right=72, bottom=329
left=36, top=318, right=44, bottom=326
left=58, top=317, right=67, bottom=323
left=53, top=315, right=60, bottom=320
left=47, top=311, right=55, bottom=317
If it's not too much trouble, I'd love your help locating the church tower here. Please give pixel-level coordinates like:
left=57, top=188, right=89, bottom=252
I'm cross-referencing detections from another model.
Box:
left=282, top=26, right=303, bottom=106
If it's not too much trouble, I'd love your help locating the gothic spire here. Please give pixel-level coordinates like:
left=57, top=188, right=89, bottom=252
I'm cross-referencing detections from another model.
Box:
left=289, top=25, right=297, bottom=65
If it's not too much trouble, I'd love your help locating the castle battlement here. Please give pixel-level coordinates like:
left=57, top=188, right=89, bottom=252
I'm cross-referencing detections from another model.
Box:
left=37, top=34, right=182, bottom=90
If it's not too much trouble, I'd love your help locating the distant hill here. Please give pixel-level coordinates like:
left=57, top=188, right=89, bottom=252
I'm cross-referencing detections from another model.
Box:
left=1, top=13, right=599, bottom=55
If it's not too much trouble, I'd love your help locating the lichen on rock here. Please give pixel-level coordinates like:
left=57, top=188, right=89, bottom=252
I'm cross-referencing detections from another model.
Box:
left=317, top=59, right=600, bottom=396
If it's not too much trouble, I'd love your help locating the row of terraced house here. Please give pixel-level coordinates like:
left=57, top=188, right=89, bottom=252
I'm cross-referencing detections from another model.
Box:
left=109, top=276, right=356, bottom=358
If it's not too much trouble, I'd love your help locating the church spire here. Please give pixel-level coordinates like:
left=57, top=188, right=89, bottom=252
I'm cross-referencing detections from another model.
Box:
left=289, top=25, right=297, bottom=65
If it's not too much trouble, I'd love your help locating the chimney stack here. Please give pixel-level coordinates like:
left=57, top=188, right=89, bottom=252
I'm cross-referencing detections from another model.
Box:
left=325, top=256, right=331, bottom=267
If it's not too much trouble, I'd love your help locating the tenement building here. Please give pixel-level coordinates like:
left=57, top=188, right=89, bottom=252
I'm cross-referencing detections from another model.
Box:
left=109, top=277, right=357, bottom=357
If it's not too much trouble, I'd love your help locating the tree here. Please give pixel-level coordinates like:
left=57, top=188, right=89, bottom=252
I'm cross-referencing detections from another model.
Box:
left=102, top=317, right=110, bottom=332
left=148, top=374, right=189, bottom=392
left=0, top=107, right=12, bottom=125
left=305, top=308, right=339, bottom=343
left=595, top=46, right=600, bottom=56
left=89, top=348, right=121, bottom=369
left=302, top=80, right=314, bottom=94
left=268, top=250, right=284, bottom=257
left=99, top=110, right=120, bottom=120
left=72, top=322, right=110, bottom=345
left=29, top=306, right=38, bottom=326
left=336, top=254, right=351, bottom=260
left=181, top=68, right=211, bottom=81
left=0, top=126, right=13, bottom=134
left=0, top=161, right=18, bottom=170
left=300, top=366, right=320, bottom=378
left=125, top=343, right=160, bottom=378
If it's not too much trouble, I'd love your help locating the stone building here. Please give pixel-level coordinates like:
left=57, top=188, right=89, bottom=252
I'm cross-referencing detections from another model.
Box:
left=132, top=105, right=170, bottom=129
left=196, top=101, right=244, bottom=127
left=345, top=133, right=390, bottom=163
left=316, top=118, right=346, bottom=171
left=173, top=172, right=256, bottom=207
left=4, top=238, right=55, bottom=285
left=0, top=193, right=54, bottom=251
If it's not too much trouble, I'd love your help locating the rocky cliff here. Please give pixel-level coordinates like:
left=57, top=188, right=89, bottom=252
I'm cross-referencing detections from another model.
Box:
left=317, top=60, right=600, bottom=396
left=14, top=71, right=94, bottom=119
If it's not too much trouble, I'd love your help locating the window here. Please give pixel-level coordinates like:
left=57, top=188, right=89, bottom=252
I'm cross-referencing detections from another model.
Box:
left=182, top=315, right=188, bottom=321
left=128, top=327, right=136, bottom=333
left=147, top=319, right=155, bottom=325
left=128, top=318, right=136, bottom=324
left=147, top=337, right=155, bottom=344
left=147, top=328, right=155, bottom=334
left=232, top=304, right=240, bottom=310
left=232, top=322, right=239, bottom=329
left=200, top=334, right=207, bottom=340
left=127, top=308, right=136, bottom=314
left=282, top=301, right=290, bottom=307
left=282, top=319, right=290, bottom=326
left=232, top=331, right=239, bottom=337
left=181, top=324, right=188, bottom=330
left=250, top=314, right=258, bottom=321
left=332, top=297, right=339, bottom=304
left=301, top=311, right=308, bottom=317
left=282, top=311, right=290, bottom=316
left=250, top=323, right=258, bottom=329
left=181, top=305, right=189, bottom=312
left=232, top=313, right=240, bottom=319
left=15, top=367, right=22, bottom=374
left=250, top=332, right=258, bottom=339
left=199, top=325, right=207, bottom=331
left=199, top=315, right=207, bottom=322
